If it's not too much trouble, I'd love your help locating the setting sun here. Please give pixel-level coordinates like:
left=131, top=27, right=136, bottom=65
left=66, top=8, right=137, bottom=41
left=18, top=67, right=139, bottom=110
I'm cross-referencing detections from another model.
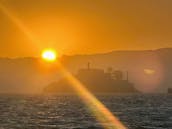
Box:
left=42, top=49, right=57, bottom=62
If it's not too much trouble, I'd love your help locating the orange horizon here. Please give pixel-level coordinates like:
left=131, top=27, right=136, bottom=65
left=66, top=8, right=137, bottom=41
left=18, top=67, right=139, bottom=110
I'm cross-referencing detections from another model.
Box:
left=1, top=0, right=172, bottom=57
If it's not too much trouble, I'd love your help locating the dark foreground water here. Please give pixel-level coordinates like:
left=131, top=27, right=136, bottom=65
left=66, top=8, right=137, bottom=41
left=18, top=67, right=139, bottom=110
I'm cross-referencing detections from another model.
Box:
left=0, top=94, right=171, bottom=129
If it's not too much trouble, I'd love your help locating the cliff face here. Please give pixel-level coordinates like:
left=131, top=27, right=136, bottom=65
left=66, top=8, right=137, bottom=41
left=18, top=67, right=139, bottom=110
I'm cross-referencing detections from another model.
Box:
left=0, top=48, right=172, bottom=93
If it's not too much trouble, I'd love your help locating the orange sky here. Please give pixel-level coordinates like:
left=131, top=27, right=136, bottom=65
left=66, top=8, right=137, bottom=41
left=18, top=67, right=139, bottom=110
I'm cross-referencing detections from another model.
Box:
left=0, top=0, right=172, bottom=57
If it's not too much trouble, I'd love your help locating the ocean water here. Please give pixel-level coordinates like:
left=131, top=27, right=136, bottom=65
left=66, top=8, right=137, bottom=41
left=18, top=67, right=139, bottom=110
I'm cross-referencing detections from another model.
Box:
left=0, top=94, right=171, bottom=129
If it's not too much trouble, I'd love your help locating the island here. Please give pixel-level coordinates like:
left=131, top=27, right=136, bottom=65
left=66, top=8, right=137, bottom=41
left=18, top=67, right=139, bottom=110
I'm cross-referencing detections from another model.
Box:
left=44, top=63, right=137, bottom=94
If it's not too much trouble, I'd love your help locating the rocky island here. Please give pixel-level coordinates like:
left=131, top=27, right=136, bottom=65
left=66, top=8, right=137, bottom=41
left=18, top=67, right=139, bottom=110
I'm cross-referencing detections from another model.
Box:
left=44, top=63, right=137, bottom=94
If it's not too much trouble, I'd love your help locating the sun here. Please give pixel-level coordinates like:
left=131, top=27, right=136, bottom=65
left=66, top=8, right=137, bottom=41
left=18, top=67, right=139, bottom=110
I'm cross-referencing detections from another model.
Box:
left=42, top=49, right=57, bottom=62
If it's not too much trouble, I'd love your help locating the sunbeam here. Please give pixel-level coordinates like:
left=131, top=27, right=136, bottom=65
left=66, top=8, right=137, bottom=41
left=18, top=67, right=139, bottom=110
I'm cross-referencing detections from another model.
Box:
left=0, top=2, right=40, bottom=49
left=0, top=2, right=127, bottom=128
left=55, top=62, right=127, bottom=129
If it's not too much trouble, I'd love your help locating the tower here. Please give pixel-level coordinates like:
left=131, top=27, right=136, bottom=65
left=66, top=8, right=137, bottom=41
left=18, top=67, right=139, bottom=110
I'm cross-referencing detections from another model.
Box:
left=87, top=62, right=90, bottom=70
left=126, top=71, right=129, bottom=81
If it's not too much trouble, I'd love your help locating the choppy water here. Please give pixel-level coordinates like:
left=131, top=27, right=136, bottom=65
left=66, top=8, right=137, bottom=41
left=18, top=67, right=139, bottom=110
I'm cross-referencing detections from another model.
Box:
left=0, top=94, right=171, bottom=129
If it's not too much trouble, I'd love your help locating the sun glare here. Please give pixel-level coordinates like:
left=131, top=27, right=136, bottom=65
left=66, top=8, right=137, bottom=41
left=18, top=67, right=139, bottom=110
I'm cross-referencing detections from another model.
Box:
left=42, top=49, right=57, bottom=62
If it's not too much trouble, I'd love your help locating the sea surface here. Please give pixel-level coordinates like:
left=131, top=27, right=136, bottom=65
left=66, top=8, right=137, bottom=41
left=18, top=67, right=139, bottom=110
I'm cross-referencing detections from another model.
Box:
left=0, top=94, right=171, bottom=129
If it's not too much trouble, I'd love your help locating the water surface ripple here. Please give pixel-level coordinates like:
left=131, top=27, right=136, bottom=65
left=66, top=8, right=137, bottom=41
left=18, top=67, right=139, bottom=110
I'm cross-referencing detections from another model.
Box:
left=0, top=94, right=171, bottom=129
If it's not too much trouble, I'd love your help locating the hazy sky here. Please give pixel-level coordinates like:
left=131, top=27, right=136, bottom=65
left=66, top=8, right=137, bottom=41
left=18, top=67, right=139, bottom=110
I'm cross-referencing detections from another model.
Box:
left=0, top=0, right=172, bottom=57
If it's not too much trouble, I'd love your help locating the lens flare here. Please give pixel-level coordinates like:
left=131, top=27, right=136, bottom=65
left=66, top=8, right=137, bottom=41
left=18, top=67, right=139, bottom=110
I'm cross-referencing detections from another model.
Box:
left=56, top=63, right=127, bottom=129
left=0, top=2, right=127, bottom=128
left=144, top=69, right=155, bottom=75
left=0, top=2, right=40, bottom=49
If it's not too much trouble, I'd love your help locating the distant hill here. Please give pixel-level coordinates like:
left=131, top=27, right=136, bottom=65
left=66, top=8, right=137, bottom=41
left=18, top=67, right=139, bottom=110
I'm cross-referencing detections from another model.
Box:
left=0, top=58, right=60, bottom=93
left=0, top=48, right=172, bottom=93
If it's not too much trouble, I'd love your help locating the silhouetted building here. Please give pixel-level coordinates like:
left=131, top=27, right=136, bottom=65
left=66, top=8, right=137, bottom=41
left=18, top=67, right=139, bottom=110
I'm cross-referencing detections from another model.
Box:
left=44, top=63, right=137, bottom=94
left=168, top=88, right=172, bottom=93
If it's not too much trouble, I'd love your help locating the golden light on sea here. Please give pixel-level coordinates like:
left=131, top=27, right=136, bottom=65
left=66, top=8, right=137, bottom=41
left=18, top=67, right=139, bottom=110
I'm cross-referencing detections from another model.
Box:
left=42, top=49, right=57, bottom=62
